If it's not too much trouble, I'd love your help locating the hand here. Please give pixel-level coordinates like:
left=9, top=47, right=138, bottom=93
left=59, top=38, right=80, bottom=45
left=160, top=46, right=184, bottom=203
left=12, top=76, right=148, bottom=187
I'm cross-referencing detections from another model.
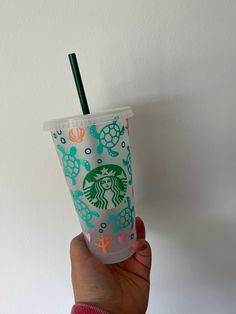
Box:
left=70, top=217, right=152, bottom=314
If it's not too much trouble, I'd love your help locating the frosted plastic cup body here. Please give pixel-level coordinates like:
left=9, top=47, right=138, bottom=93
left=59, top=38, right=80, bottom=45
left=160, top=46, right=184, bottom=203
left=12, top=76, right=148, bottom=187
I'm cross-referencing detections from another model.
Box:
left=43, top=107, right=136, bottom=264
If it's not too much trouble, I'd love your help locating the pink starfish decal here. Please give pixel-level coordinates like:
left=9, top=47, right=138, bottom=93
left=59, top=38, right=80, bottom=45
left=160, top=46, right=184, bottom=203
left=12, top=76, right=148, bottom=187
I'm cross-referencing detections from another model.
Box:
left=118, top=233, right=127, bottom=245
left=84, top=232, right=91, bottom=242
left=125, top=118, right=129, bottom=135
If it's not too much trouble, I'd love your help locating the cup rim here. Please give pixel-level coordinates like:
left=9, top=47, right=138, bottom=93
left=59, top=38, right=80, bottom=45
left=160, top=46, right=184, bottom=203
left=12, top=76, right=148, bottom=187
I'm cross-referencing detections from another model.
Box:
left=43, top=106, right=133, bottom=131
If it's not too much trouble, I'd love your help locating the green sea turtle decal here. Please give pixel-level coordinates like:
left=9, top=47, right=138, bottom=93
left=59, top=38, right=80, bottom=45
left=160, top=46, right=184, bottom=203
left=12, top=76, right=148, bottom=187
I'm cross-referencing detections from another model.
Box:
left=107, top=196, right=134, bottom=233
left=71, top=190, right=100, bottom=229
left=83, top=164, right=127, bottom=210
left=90, top=118, right=125, bottom=157
left=123, top=146, right=132, bottom=184
left=57, top=145, right=90, bottom=186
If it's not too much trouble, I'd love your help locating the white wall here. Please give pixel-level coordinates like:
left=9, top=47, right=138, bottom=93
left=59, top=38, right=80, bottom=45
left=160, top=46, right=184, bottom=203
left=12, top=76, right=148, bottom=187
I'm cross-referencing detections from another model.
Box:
left=1, top=1, right=236, bottom=313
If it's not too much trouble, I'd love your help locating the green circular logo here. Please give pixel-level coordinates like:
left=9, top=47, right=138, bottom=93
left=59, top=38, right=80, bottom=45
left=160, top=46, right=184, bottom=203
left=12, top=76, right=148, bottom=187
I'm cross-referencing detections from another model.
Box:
left=83, top=164, right=127, bottom=210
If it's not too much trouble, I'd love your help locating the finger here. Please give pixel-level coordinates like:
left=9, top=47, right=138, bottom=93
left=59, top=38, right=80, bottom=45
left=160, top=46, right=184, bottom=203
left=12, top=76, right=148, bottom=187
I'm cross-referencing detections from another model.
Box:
left=136, top=216, right=146, bottom=240
left=70, top=233, right=92, bottom=267
left=132, top=238, right=152, bottom=270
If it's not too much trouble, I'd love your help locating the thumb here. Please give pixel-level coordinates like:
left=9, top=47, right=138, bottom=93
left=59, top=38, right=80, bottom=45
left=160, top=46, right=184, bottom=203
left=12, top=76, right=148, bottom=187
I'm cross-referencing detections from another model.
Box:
left=70, top=233, right=93, bottom=267
left=132, top=238, right=152, bottom=270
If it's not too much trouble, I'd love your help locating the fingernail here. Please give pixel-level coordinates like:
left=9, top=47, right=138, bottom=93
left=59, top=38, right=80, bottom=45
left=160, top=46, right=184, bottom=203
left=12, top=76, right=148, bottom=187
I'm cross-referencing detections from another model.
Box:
left=136, top=216, right=143, bottom=223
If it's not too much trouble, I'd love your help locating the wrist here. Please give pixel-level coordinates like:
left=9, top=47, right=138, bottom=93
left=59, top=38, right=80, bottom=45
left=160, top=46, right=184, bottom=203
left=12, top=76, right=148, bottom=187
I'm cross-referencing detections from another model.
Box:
left=71, top=303, right=110, bottom=314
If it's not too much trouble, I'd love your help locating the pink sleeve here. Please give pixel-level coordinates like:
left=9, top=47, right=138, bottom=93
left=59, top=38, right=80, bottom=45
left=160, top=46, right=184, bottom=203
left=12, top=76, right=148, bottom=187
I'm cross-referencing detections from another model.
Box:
left=71, top=303, right=109, bottom=314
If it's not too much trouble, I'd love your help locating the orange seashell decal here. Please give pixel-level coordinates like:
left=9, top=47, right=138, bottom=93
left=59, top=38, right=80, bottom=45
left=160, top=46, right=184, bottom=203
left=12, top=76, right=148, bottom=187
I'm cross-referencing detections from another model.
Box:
left=68, top=127, right=85, bottom=143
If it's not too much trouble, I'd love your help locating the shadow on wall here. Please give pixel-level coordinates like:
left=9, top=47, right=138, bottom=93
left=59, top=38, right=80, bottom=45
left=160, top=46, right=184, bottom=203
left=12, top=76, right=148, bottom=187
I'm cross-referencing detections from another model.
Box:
left=128, top=98, right=236, bottom=206
left=124, top=100, right=236, bottom=309
left=129, top=97, right=207, bottom=204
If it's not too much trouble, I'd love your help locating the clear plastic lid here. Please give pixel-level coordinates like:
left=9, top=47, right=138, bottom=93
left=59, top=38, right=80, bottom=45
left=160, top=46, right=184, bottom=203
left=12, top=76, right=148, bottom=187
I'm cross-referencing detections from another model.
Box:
left=43, top=106, right=133, bottom=131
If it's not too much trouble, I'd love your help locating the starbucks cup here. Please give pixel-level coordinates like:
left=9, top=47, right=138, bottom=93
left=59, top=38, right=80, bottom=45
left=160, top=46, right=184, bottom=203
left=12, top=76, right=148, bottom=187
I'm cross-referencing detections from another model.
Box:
left=43, top=107, right=136, bottom=264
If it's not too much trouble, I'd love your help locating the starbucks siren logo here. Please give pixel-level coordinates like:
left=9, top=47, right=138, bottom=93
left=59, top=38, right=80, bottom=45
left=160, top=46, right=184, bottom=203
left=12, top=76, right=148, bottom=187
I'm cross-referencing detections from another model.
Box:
left=83, top=164, right=127, bottom=210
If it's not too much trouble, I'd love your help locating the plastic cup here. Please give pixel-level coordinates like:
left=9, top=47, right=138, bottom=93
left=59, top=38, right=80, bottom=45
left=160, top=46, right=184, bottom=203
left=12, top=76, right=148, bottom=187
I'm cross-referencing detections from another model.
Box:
left=43, top=107, right=136, bottom=264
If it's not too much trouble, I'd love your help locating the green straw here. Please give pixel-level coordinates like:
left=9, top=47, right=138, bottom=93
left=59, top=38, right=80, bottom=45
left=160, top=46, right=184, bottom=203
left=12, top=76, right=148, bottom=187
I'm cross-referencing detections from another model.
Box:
left=68, top=53, right=90, bottom=115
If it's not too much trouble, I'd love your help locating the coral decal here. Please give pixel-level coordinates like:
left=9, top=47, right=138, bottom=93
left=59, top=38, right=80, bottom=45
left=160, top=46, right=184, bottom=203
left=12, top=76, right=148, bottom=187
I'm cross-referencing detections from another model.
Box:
left=95, top=235, right=112, bottom=254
